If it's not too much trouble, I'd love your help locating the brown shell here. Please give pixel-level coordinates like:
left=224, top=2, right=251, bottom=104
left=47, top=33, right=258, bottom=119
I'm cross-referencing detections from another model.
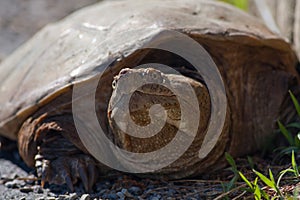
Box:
left=0, top=0, right=298, bottom=140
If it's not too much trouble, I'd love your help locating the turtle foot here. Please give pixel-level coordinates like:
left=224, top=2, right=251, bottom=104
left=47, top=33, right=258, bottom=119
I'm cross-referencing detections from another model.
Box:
left=18, top=114, right=99, bottom=192
left=35, top=153, right=98, bottom=192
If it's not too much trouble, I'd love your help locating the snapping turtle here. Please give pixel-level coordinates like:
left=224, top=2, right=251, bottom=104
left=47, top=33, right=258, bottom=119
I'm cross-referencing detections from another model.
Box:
left=0, top=0, right=299, bottom=191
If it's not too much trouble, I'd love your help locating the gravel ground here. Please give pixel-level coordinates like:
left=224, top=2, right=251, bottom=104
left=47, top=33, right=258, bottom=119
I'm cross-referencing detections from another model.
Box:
left=1, top=144, right=295, bottom=199
left=0, top=146, right=228, bottom=200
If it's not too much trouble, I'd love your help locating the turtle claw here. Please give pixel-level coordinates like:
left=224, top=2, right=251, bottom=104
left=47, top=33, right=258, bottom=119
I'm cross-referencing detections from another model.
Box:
left=35, top=154, right=97, bottom=192
left=87, top=163, right=98, bottom=191
left=39, top=159, right=50, bottom=189
left=78, top=163, right=89, bottom=192
left=64, top=174, right=74, bottom=192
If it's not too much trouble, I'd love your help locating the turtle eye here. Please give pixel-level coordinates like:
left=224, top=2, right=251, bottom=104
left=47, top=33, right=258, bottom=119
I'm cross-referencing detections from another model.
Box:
left=112, top=79, right=117, bottom=89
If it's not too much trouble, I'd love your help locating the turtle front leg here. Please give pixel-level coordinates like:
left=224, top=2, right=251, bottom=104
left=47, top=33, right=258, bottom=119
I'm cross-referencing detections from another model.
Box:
left=17, top=113, right=98, bottom=192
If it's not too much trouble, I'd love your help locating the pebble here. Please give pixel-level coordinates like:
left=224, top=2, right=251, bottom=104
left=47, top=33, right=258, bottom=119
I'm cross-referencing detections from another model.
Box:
left=48, top=193, right=57, bottom=197
left=167, top=189, right=176, bottom=196
left=103, top=193, right=117, bottom=199
left=116, top=191, right=125, bottom=199
left=5, top=179, right=25, bottom=188
left=99, top=189, right=108, bottom=195
left=69, top=193, right=78, bottom=200
left=19, top=186, right=33, bottom=193
left=26, top=174, right=37, bottom=185
left=80, top=194, right=91, bottom=200
left=46, top=197, right=56, bottom=200
left=58, top=194, right=69, bottom=200
left=150, top=196, right=160, bottom=200
left=32, top=185, right=43, bottom=193
left=1, top=172, right=17, bottom=180
left=4, top=181, right=16, bottom=188
left=129, top=186, right=142, bottom=195
left=121, top=188, right=134, bottom=198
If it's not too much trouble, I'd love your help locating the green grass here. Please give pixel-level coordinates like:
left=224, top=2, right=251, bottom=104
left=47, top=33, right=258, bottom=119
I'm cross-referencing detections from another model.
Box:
left=219, top=0, right=248, bottom=11
left=222, top=153, right=239, bottom=194
left=226, top=151, right=300, bottom=199
left=276, top=91, right=300, bottom=157
left=223, top=91, right=300, bottom=199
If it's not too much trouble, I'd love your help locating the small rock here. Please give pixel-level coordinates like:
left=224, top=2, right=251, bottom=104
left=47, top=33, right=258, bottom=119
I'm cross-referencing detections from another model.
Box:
left=150, top=196, right=160, bottom=200
left=129, top=186, right=142, bottom=195
left=48, top=193, right=57, bottom=197
left=20, top=186, right=33, bottom=193
left=69, top=193, right=78, bottom=200
left=46, top=197, right=56, bottom=200
left=99, top=189, right=108, bottom=195
left=147, top=184, right=155, bottom=189
left=19, top=197, right=26, bottom=200
left=5, top=179, right=24, bottom=188
left=116, top=191, right=125, bottom=199
left=58, top=194, right=69, bottom=200
left=80, top=194, right=91, bottom=200
left=5, top=181, right=16, bottom=188
left=121, top=188, right=134, bottom=198
left=32, top=185, right=43, bottom=193
left=168, top=189, right=176, bottom=196
left=104, top=193, right=117, bottom=199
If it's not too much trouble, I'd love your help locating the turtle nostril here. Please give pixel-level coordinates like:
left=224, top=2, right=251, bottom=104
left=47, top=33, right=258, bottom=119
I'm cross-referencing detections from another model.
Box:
left=112, top=79, right=117, bottom=89
left=119, top=68, right=131, bottom=75
left=151, top=73, right=158, bottom=80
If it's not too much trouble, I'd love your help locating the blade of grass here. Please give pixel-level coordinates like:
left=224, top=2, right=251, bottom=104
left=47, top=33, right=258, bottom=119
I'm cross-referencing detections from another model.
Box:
left=289, top=90, right=300, bottom=117
left=261, top=189, right=270, bottom=200
left=253, top=170, right=277, bottom=190
left=225, top=152, right=238, bottom=173
left=219, top=0, right=248, bottom=11
left=295, top=133, right=300, bottom=147
left=239, top=171, right=253, bottom=190
left=287, top=122, right=300, bottom=129
left=279, top=146, right=299, bottom=155
left=254, top=169, right=282, bottom=197
left=227, top=176, right=238, bottom=191
left=277, top=169, right=296, bottom=187
left=278, top=120, right=294, bottom=146
left=291, top=150, right=299, bottom=177
left=232, top=0, right=248, bottom=11
left=269, top=169, right=275, bottom=184
left=253, top=177, right=262, bottom=200
left=254, top=185, right=261, bottom=200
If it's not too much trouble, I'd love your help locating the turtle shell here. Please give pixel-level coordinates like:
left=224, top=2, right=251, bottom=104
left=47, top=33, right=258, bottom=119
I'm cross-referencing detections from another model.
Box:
left=0, top=0, right=297, bottom=149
